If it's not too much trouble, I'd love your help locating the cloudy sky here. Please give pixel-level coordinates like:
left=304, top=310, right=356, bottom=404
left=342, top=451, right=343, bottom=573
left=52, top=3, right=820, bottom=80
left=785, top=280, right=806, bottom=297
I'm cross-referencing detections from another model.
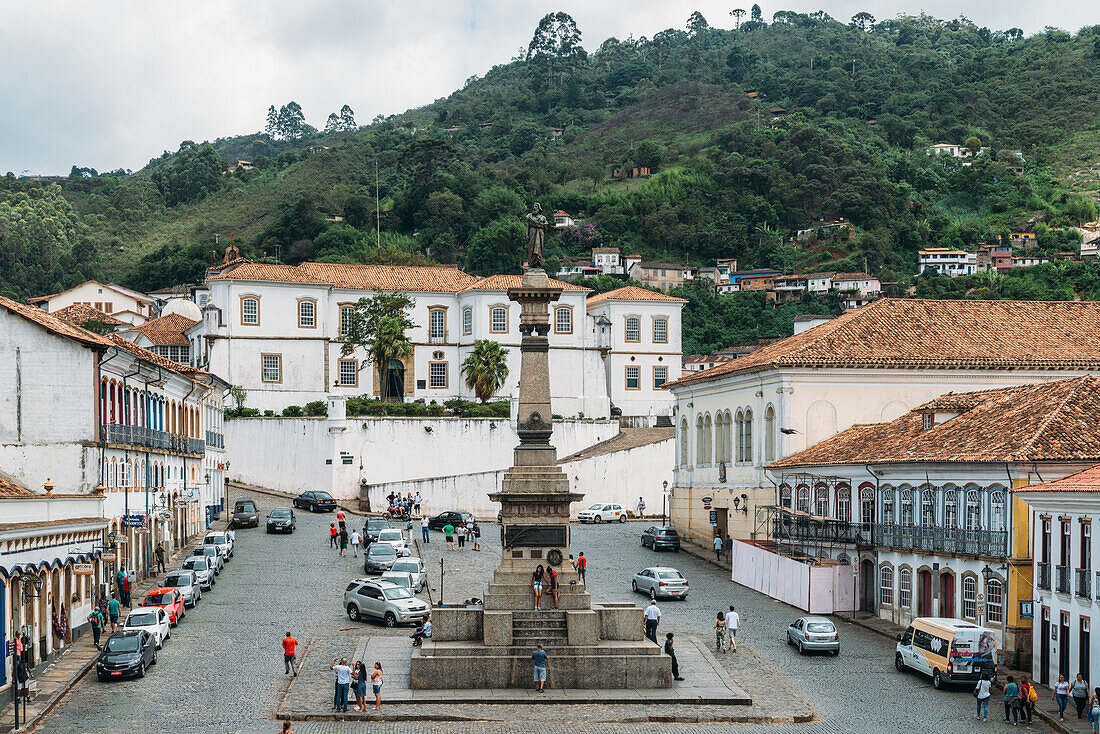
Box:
left=3, top=1, right=1097, bottom=174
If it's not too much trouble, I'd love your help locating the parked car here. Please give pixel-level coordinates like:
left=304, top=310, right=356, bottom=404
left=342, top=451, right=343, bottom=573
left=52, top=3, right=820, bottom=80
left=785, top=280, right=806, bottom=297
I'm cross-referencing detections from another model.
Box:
left=203, top=531, right=233, bottom=560
left=191, top=545, right=224, bottom=574
left=124, top=607, right=171, bottom=649
left=380, top=571, right=415, bottom=592
left=161, top=570, right=201, bottom=607
left=141, top=587, right=186, bottom=626
left=640, top=526, right=681, bottom=552
left=787, top=616, right=840, bottom=656
left=577, top=503, right=626, bottom=523
left=364, top=518, right=391, bottom=544
left=266, top=508, right=296, bottom=534
left=96, top=630, right=157, bottom=680
left=364, top=542, right=398, bottom=573
left=180, top=556, right=215, bottom=590
left=427, top=511, right=472, bottom=531
left=293, top=491, right=336, bottom=512
left=375, top=528, right=407, bottom=553
left=230, top=498, right=259, bottom=528
left=631, top=567, right=689, bottom=600
left=390, top=558, right=427, bottom=592
left=343, top=579, right=430, bottom=627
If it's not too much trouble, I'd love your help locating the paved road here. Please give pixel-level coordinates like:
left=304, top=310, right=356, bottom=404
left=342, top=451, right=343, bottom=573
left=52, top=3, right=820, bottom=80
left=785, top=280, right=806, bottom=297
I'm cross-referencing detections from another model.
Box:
left=40, top=501, right=1048, bottom=733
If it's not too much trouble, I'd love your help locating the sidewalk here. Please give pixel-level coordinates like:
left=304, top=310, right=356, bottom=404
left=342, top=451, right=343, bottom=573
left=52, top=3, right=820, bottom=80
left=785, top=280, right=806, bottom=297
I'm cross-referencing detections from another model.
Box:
left=0, top=536, right=216, bottom=733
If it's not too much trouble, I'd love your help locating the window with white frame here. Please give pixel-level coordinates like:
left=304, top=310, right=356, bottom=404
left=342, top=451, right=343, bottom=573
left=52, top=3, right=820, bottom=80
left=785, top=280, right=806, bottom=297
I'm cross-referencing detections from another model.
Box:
left=340, top=305, right=354, bottom=336
left=428, top=362, right=448, bottom=389
left=696, top=417, right=705, bottom=465
left=338, top=359, right=358, bottom=387
left=836, top=487, right=851, bottom=522
left=881, top=487, right=894, bottom=523
left=261, top=354, right=281, bottom=382
left=880, top=565, right=893, bottom=606
left=152, top=345, right=190, bottom=364
left=796, top=486, right=809, bottom=514
left=653, top=366, right=668, bottom=389
left=860, top=487, right=875, bottom=524
left=900, top=488, right=913, bottom=525
left=764, top=405, right=775, bottom=462
left=490, top=306, right=508, bottom=333
left=814, top=486, right=829, bottom=517
left=986, top=579, right=1003, bottom=623
left=555, top=307, right=572, bottom=334
left=898, top=568, right=912, bottom=609
left=429, top=308, right=446, bottom=340
left=962, top=576, right=977, bottom=618
left=652, top=317, right=668, bottom=343
left=624, top=316, right=640, bottom=342
left=241, top=297, right=259, bottom=325
left=990, top=490, right=1006, bottom=532
left=780, top=485, right=792, bottom=508
left=462, top=307, right=472, bottom=336
left=966, top=489, right=981, bottom=530
left=298, top=300, right=316, bottom=328
left=921, top=488, right=936, bottom=526
left=944, top=489, right=959, bottom=527
left=625, top=365, right=640, bottom=390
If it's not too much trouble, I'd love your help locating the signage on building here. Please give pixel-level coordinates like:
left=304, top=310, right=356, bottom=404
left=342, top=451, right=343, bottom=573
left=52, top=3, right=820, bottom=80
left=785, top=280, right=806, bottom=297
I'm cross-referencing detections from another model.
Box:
left=701, top=496, right=713, bottom=504
left=5, top=640, right=13, bottom=656
left=73, top=563, right=94, bottom=575
left=1019, top=601, right=1034, bottom=620
left=976, top=592, right=985, bottom=603
left=100, top=552, right=116, bottom=562
left=122, top=515, right=146, bottom=528
left=709, top=510, right=718, bottom=526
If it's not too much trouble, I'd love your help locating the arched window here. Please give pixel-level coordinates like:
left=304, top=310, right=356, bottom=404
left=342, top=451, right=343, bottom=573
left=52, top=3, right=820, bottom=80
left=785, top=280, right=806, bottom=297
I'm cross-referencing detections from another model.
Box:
left=921, top=488, right=935, bottom=527
left=554, top=306, right=572, bottom=334
left=780, top=484, right=792, bottom=508
left=696, top=416, right=705, bottom=466
left=734, top=410, right=744, bottom=462
left=990, top=490, right=1006, bottom=532
left=241, top=296, right=259, bottom=325
left=986, top=579, right=1004, bottom=623
left=298, top=299, right=316, bottom=328
left=881, top=487, right=895, bottom=524
left=742, top=409, right=753, bottom=463
left=962, top=576, right=977, bottom=618
left=898, top=568, right=912, bottom=609
left=944, top=488, right=959, bottom=528
left=836, top=486, right=851, bottom=523
left=462, top=307, right=473, bottom=336
left=703, top=414, right=713, bottom=464
left=900, top=488, right=913, bottom=525
left=796, top=485, right=810, bottom=514
left=966, top=489, right=981, bottom=530
left=490, top=306, right=508, bottom=334
left=679, top=419, right=689, bottom=465
left=764, top=405, right=776, bottom=462
left=814, top=485, right=829, bottom=516
left=860, top=487, right=875, bottom=525
left=879, top=565, right=894, bottom=606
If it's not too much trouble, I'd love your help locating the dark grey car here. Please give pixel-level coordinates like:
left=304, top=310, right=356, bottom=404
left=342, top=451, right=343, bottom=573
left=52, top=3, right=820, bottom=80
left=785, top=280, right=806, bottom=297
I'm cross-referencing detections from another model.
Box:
left=231, top=498, right=259, bottom=528
left=96, top=630, right=157, bottom=680
left=640, top=526, right=681, bottom=551
left=364, top=543, right=398, bottom=573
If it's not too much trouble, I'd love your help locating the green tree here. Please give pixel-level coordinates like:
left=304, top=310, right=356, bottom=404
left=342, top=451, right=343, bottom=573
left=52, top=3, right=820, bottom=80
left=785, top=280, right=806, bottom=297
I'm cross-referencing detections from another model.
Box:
left=340, top=293, right=417, bottom=402
left=461, top=339, right=510, bottom=402
left=150, top=141, right=223, bottom=206
left=730, top=8, right=745, bottom=28
left=465, top=218, right=525, bottom=275
left=963, top=136, right=983, bottom=155
left=851, top=12, right=875, bottom=30
left=229, top=385, right=248, bottom=411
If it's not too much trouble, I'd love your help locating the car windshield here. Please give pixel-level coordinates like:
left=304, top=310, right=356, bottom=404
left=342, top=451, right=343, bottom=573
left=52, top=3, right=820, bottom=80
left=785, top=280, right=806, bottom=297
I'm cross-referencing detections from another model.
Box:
left=369, top=545, right=396, bottom=558
left=270, top=509, right=291, bottom=518
left=382, top=587, right=414, bottom=600
left=235, top=503, right=256, bottom=513
left=378, top=530, right=402, bottom=540
left=182, top=560, right=203, bottom=570
left=126, top=613, right=158, bottom=627
left=391, top=562, right=419, bottom=574
left=587, top=504, right=603, bottom=510
left=656, top=571, right=684, bottom=580
left=807, top=622, right=835, bottom=633
left=163, top=575, right=187, bottom=587
left=104, top=636, right=140, bottom=653
left=367, top=520, right=390, bottom=530
left=383, top=575, right=411, bottom=587
left=144, top=593, right=171, bottom=605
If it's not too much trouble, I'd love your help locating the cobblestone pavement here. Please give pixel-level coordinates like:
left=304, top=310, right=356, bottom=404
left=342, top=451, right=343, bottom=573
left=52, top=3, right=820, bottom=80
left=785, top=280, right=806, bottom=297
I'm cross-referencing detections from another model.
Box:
left=37, top=505, right=1052, bottom=733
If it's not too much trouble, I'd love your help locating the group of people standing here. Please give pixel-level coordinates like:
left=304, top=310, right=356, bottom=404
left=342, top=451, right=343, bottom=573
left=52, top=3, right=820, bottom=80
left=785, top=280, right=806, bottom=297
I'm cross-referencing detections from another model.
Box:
left=437, top=520, right=481, bottom=551
left=331, top=657, right=384, bottom=712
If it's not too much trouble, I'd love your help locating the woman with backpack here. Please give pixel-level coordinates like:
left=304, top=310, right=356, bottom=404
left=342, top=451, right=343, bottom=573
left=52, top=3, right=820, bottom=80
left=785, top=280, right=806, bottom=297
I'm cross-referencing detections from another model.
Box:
left=1019, top=677, right=1037, bottom=724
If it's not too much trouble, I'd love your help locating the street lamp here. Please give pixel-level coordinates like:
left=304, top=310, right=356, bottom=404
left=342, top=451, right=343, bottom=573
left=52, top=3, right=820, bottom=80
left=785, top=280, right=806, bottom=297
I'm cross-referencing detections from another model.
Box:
left=662, top=480, right=669, bottom=525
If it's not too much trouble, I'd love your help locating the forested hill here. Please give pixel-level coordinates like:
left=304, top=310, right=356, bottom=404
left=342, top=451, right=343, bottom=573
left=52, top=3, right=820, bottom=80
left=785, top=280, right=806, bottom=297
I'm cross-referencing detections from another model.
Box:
left=3, top=10, right=1100, bottom=322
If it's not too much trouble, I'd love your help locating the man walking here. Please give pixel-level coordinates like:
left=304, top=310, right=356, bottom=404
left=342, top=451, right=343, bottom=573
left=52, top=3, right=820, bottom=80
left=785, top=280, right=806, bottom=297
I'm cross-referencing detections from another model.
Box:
left=723, top=533, right=733, bottom=561
left=725, top=606, right=740, bottom=651
left=576, top=552, right=587, bottom=585
left=336, top=508, right=346, bottom=531
left=88, top=606, right=105, bottom=648
left=713, top=534, right=723, bottom=561
left=532, top=644, right=548, bottom=693
left=282, top=632, right=298, bottom=676
left=637, top=497, right=646, bottom=518
left=338, top=526, right=349, bottom=557
left=107, top=594, right=121, bottom=632
left=472, top=522, right=481, bottom=551
left=421, top=516, right=430, bottom=543
left=350, top=529, right=362, bottom=557
left=664, top=632, right=685, bottom=681
left=443, top=522, right=456, bottom=550
left=414, top=492, right=421, bottom=515
left=644, top=599, right=661, bottom=643
left=122, top=569, right=133, bottom=608
left=154, top=544, right=166, bottom=574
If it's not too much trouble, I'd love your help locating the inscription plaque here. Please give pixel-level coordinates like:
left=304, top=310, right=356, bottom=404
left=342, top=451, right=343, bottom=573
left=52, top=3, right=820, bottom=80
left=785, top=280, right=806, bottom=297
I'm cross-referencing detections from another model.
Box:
left=504, top=525, right=567, bottom=548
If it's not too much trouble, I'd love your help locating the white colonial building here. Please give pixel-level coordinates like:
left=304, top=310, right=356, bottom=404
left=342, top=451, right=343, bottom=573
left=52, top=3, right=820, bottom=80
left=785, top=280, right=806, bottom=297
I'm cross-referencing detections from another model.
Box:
left=29, top=280, right=155, bottom=325
left=191, top=258, right=684, bottom=418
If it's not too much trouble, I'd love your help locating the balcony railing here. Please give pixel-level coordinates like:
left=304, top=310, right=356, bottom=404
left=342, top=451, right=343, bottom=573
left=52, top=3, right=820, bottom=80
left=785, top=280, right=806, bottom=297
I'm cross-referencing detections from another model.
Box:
left=101, top=424, right=205, bottom=456
left=206, top=430, right=224, bottom=449
left=771, top=517, right=874, bottom=547
left=1077, top=568, right=1092, bottom=599
left=1037, top=562, right=1051, bottom=591
left=1056, top=565, right=1072, bottom=594
left=1095, top=571, right=1100, bottom=601
left=874, top=524, right=1008, bottom=557
left=428, top=330, right=448, bottom=344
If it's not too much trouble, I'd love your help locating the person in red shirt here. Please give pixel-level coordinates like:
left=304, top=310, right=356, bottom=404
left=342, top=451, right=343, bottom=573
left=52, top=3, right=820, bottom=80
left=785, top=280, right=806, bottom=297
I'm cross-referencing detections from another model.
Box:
left=336, top=509, right=346, bottom=530
left=576, top=552, right=587, bottom=585
left=329, top=523, right=338, bottom=549
left=282, top=632, right=298, bottom=676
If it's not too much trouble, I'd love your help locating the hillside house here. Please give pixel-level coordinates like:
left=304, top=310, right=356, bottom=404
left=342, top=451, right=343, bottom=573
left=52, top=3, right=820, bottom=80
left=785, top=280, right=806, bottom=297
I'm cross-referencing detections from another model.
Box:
left=553, top=210, right=576, bottom=228
left=919, top=248, right=978, bottom=277
left=592, top=247, right=623, bottom=275
left=29, top=280, right=154, bottom=325
left=627, top=261, right=691, bottom=292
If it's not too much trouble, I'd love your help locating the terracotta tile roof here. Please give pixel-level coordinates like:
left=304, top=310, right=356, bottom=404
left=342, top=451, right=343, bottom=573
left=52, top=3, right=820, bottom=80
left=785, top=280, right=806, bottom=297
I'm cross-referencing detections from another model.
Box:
left=124, top=313, right=199, bottom=346
left=591, top=247, right=621, bottom=254
left=461, top=274, right=589, bottom=292
left=207, top=260, right=480, bottom=292
left=0, top=475, right=35, bottom=498
left=830, top=272, right=877, bottom=281
left=104, top=334, right=207, bottom=378
left=1015, top=464, right=1100, bottom=494
left=52, top=303, right=125, bottom=327
left=665, top=298, right=1100, bottom=388
left=770, top=376, right=1100, bottom=467
left=0, top=296, right=112, bottom=347
left=586, top=286, right=688, bottom=304
left=558, top=428, right=675, bottom=463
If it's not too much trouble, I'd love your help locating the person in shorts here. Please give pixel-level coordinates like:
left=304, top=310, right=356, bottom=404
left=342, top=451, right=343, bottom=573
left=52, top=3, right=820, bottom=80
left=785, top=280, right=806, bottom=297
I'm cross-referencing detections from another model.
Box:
left=107, top=594, right=121, bottom=631
left=457, top=522, right=466, bottom=549
left=532, top=564, right=545, bottom=610
left=532, top=644, right=548, bottom=692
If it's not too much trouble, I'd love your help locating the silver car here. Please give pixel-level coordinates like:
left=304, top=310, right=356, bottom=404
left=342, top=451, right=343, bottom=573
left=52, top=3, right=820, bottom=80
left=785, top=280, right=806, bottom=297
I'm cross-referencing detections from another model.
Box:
left=787, top=616, right=840, bottom=655
left=203, top=532, right=233, bottom=560
left=631, top=567, right=689, bottom=600
left=191, top=545, right=224, bottom=574
left=162, top=570, right=202, bottom=607
left=390, top=558, right=427, bottom=592
left=180, top=556, right=215, bottom=590
left=343, top=579, right=430, bottom=627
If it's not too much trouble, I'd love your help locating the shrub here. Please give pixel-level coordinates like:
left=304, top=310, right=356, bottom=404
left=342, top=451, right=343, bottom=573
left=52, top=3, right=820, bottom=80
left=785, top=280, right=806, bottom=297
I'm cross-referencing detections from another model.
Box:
left=304, top=400, right=328, bottom=416
left=262, top=410, right=276, bottom=417
left=282, top=405, right=304, bottom=417
left=427, top=404, right=445, bottom=417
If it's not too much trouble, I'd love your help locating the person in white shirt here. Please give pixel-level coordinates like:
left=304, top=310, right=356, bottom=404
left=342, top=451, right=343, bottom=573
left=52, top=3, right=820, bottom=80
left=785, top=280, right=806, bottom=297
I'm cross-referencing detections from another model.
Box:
left=414, top=492, right=422, bottom=515
left=974, top=671, right=992, bottom=720
left=399, top=546, right=411, bottom=557
left=420, top=516, right=430, bottom=544
left=724, top=606, right=740, bottom=651
left=644, top=600, right=661, bottom=643
left=349, top=530, right=362, bottom=557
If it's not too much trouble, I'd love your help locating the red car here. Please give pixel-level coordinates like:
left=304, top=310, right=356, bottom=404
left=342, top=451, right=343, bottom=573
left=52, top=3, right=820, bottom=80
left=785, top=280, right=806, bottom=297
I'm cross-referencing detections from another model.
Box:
left=142, top=587, right=186, bottom=626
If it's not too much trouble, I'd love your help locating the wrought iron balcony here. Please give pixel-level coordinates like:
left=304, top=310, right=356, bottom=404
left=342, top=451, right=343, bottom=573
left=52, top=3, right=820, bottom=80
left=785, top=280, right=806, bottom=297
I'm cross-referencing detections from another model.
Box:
left=1056, top=565, right=1072, bottom=594
left=874, top=524, right=1008, bottom=557
left=1077, top=568, right=1092, bottom=599
left=101, top=424, right=205, bottom=456
left=206, top=430, right=224, bottom=449
left=770, top=516, right=873, bottom=547
left=1037, top=562, right=1051, bottom=591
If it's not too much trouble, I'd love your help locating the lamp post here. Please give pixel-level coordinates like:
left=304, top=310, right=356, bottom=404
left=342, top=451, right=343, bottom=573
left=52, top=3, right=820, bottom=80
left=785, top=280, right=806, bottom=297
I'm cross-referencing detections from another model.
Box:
left=981, top=564, right=993, bottom=627
left=662, top=480, right=669, bottom=525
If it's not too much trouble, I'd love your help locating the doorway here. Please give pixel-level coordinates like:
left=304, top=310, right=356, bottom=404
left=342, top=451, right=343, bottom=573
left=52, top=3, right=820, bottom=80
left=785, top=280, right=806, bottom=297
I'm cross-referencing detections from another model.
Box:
left=939, top=573, right=955, bottom=618
left=1060, top=611, right=1071, bottom=681
left=1041, top=607, right=1051, bottom=685
left=1081, top=617, right=1091, bottom=687
left=385, top=360, right=405, bottom=402
left=860, top=559, right=875, bottom=612
left=918, top=570, right=933, bottom=617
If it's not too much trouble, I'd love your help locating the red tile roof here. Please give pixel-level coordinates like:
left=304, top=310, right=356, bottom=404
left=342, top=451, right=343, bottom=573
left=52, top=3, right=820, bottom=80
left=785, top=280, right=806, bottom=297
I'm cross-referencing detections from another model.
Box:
left=52, top=303, right=125, bottom=327
left=207, top=260, right=480, bottom=292
left=0, top=296, right=112, bottom=347
left=0, top=475, right=35, bottom=498
left=666, top=298, right=1100, bottom=388
left=124, top=313, right=199, bottom=346
left=104, top=334, right=207, bottom=377
left=1015, top=464, right=1100, bottom=494
left=770, top=376, right=1100, bottom=467
left=830, top=272, right=877, bottom=281
left=586, top=286, right=688, bottom=304
left=461, top=274, right=589, bottom=292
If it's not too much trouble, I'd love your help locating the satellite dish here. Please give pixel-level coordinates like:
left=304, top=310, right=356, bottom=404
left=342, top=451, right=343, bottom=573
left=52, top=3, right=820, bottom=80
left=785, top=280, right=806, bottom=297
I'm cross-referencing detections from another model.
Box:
left=162, top=298, right=202, bottom=321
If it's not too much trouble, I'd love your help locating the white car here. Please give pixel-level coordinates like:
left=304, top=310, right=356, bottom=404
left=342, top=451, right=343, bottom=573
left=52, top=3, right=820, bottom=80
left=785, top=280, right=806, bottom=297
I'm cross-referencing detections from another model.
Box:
left=390, top=558, right=428, bottom=592
left=124, top=607, right=171, bottom=649
left=375, top=528, right=407, bottom=552
left=203, top=531, right=233, bottom=561
left=577, top=503, right=626, bottom=523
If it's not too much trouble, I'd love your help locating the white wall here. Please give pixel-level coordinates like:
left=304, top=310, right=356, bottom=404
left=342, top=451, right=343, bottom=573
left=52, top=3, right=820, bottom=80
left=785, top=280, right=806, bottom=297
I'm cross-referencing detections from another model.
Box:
left=560, top=436, right=674, bottom=517
left=730, top=540, right=856, bottom=614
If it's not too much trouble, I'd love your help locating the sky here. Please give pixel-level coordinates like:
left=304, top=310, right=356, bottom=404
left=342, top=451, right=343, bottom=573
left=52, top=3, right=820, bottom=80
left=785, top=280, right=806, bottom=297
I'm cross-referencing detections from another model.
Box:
left=2, top=1, right=1097, bottom=175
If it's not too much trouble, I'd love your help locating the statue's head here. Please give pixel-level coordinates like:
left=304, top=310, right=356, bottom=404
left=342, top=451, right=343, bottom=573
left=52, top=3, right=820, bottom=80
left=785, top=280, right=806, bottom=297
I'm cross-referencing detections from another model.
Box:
left=532, top=202, right=542, bottom=214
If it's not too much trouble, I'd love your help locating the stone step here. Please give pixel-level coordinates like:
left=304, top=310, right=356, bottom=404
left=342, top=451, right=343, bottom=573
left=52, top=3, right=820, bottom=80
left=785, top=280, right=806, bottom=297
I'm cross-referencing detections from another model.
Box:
left=512, top=620, right=566, bottom=630
left=418, top=641, right=662, bottom=657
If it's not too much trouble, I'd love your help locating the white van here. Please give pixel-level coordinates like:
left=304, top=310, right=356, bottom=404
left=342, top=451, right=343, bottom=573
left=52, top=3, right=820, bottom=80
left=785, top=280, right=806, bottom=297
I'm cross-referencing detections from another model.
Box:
left=895, top=617, right=997, bottom=688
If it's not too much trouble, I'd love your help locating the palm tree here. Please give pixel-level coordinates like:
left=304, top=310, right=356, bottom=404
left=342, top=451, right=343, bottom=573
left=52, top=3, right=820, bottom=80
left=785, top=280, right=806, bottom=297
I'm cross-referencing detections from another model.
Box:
left=461, top=340, right=510, bottom=403
left=373, top=316, right=414, bottom=402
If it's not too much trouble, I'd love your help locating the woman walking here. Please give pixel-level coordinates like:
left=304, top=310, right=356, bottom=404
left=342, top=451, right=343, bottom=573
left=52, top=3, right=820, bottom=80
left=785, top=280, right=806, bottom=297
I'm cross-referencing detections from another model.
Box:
left=1003, top=675, right=1020, bottom=725
left=714, top=611, right=728, bottom=654
left=1054, top=674, right=1071, bottom=721
left=1089, top=687, right=1100, bottom=734
left=1019, top=676, right=1036, bottom=724
left=973, top=672, right=991, bottom=721
left=1074, top=673, right=1091, bottom=719
left=548, top=568, right=559, bottom=609
left=532, top=564, right=545, bottom=611
left=371, top=662, right=384, bottom=710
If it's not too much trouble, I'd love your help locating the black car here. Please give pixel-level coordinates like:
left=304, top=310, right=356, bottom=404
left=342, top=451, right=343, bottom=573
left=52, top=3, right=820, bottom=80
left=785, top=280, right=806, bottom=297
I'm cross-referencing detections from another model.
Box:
left=293, top=491, right=337, bottom=512
left=427, top=511, right=473, bottom=531
left=640, top=526, right=681, bottom=552
left=266, top=508, right=296, bottom=534
left=230, top=498, right=259, bottom=528
left=364, top=518, right=391, bottom=544
left=96, top=630, right=157, bottom=680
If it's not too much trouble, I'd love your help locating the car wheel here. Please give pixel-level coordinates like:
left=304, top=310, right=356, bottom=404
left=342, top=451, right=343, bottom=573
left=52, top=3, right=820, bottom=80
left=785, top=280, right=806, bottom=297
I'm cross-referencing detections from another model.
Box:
left=152, top=650, right=158, bottom=666
left=632, top=580, right=639, bottom=592
left=347, top=604, right=361, bottom=622
left=649, top=587, right=657, bottom=600
left=310, top=503, right=317, bottom=512
left=136, top=662, right=146, bottom=678
left=165, top=627, right=171, bottom=640
left=156, top=639, right=162, bottom=650
left=594, top=515, right=602, bottom=523
left=797, top=641, right=804, bottom=655
left=384, top=612, right=397, bottom=628
left=786, top=632, right=793, bottom=646
left=895, top=653, right=906, bottom=672
left=832, top=648, right=840, bottom=657
left=619, top=514, right=626, bottom=523
left=932, top=669, right=944, bottom=689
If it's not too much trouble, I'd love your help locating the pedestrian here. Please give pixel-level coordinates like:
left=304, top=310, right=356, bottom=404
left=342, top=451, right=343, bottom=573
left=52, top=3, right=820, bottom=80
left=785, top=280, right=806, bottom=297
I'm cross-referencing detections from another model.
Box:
left=14, top=657, right=29, bottom=704
left=713, top=534, right=723, bottom=561
left=724, top=533, right=733, bottom=560
left=331, top=657, right=352, bottom=713
left=352, top=661, right=368, bottom=711
left=281, top=722, right=294, bottom=734
left=548, top=567, right=559, bottom=609
left=532, top=644, right=548, bottom=692
left=974, top=671, right=991, bottom=721
left=1020, top=676, right=1036, bottom=724
left=337, top=508, right=346, bottom=530
left=350, top=529, right=362, bottom=557
left=399, top=545, right=410, bottom=557
left=576, top=552, right=587, bottom=585
left=443, top=522, right=456, bottom=550
left=457, top=522, right=466, bottom=549
left=473, top=522, right=481, bottom=551
left=414, top=492, right=421, bottom=515
left=282, top=632, right=298, bottom=676
left=421, top=516, right=430, bottom=543
left=637, top=496, right=646, bottom=517
left=107, top=594, right=121, bottom=632
left=371, top=662, right=383, bottom=710
left=714, top=611, right=728, bottom=654
left=1003, top=675, right=1020, bottom=725
left=1076, top=673, right=1092, bottom=719
left=1089, top=687, right=1100, bottom=734
left=532, top=564, right=545, bottom=610
left=412, top=615, right=432, bottom=646
left=664, top=632, right=685, bottom=681
left=329, top=523, right=338, bottom=549
left=339, top=526, right=349, bottom=557
left=465, top=521, right=474, bottom=546
left=154, top=544, right=166, bottom=574
left=123, top=569, right=133, bottom=607
left=1055, top=674, right=1072, bottom=720
left=87, top=606, right=105, bottom=648
left=644, top=599, right=661, bottom=643
left=725, top=606, right=740, bottom=651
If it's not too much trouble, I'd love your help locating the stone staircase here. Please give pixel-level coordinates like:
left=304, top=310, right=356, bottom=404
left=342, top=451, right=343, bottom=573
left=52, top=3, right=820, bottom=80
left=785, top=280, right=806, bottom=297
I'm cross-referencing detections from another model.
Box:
left=511, top=610, right=568, bottom=648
